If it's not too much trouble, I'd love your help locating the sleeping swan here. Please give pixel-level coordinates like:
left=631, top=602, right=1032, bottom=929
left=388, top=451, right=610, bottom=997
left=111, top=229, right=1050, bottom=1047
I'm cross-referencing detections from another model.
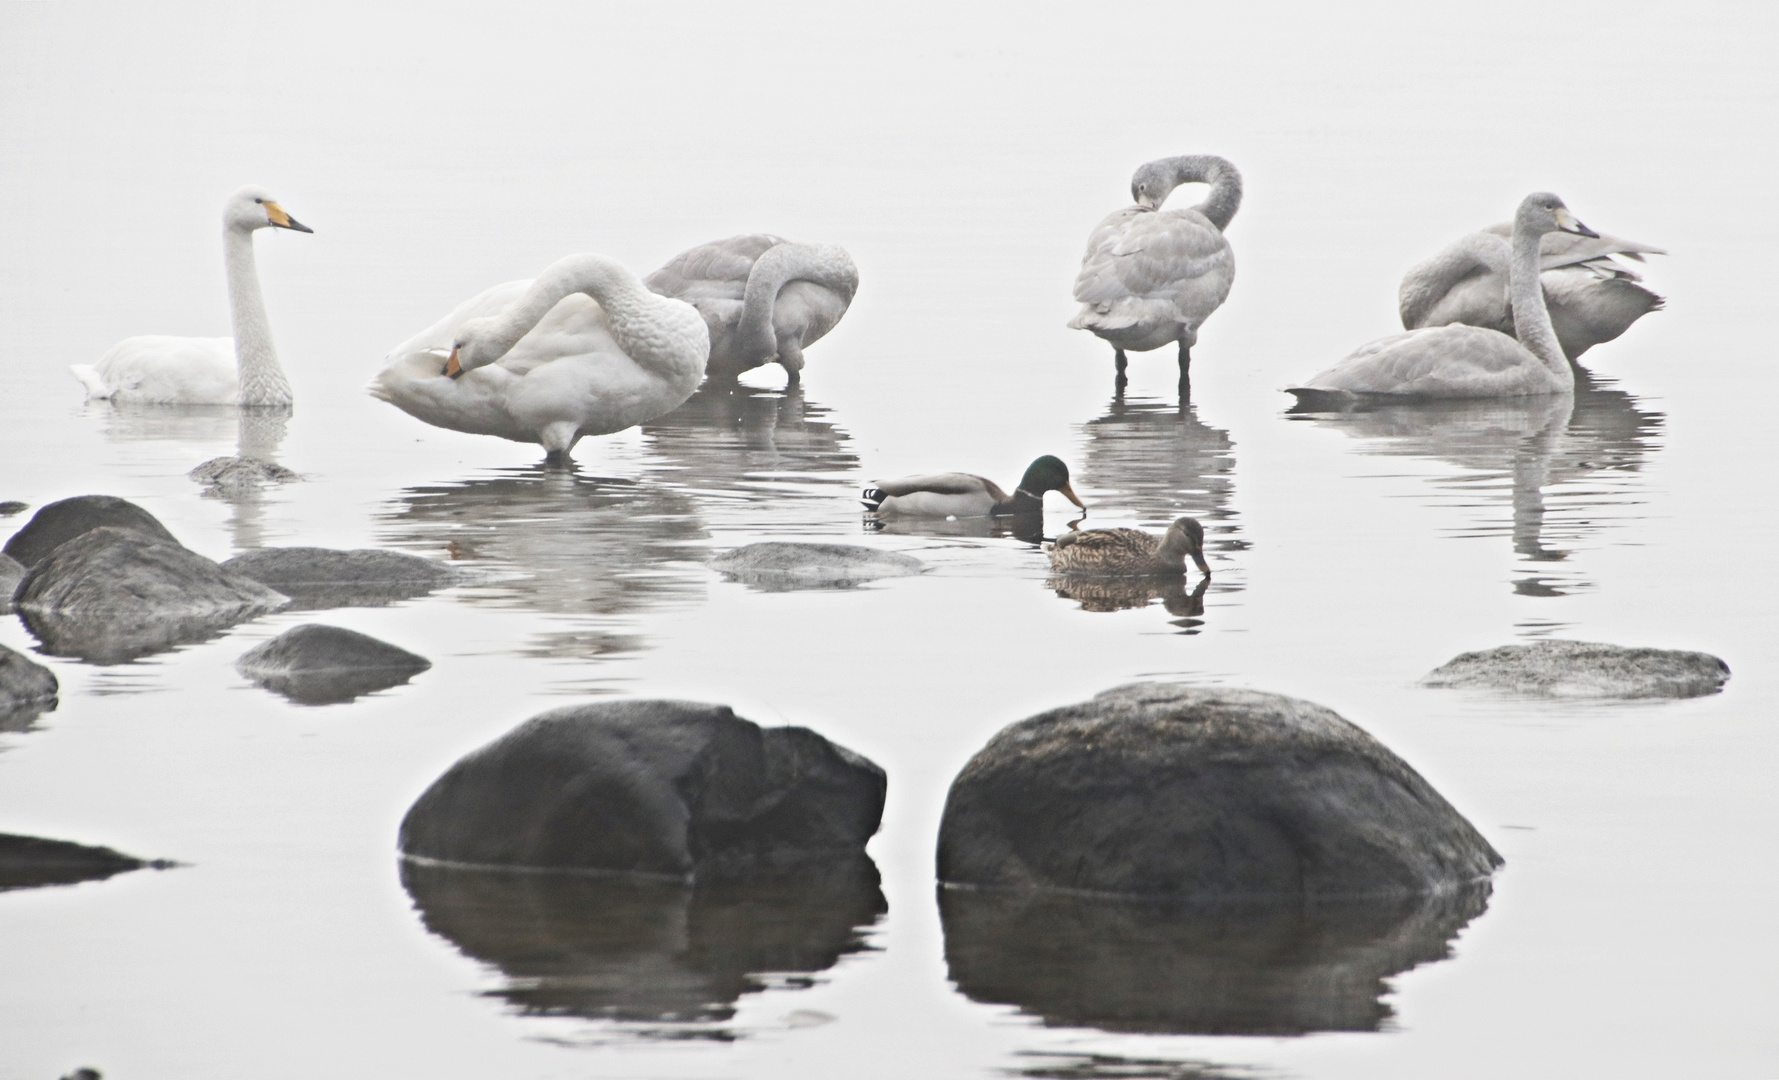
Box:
left=370, top=254, right=709, bottom=462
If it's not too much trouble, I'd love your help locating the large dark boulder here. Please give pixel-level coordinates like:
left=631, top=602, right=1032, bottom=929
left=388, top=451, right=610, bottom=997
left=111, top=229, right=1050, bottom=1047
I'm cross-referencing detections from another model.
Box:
left=402, top=856, right=884, bottom=1023
left=1422, top=640, right=1730, bottom=699
left=16, top=527, right=288, bottom=662
left=0, top=832, right=171, bottom=892
left=3, top=495, right=177, bottom=568
left=0, top=552, right=25, bottom=612
left=236, top=624, right=431, bottom=705
left=0, top=642, right=57, bottom=728
left=220, top=547, right=460, bottom=609
left=941, top=882, right=1491, bottom=1035
left=938, top=683, right=1500, bottom=899
left=399, top=700, right=885, bottom=880
left=709, top=542, right=925, bottom=591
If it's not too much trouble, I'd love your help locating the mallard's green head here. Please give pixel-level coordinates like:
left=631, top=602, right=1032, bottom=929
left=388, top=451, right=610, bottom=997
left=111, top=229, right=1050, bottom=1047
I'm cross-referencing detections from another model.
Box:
left=1162, top=516, right=1211, bottom=575
left=1016, top=455, right=1086, bottom=510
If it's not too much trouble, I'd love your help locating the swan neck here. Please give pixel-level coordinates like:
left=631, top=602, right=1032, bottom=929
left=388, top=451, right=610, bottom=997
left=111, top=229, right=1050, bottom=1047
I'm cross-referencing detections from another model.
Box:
left=735, top=243, right=857, bottom=360
left=1399, top=233, right=1509, bottom=328
left=224, top=226, right=292, bottom=407
left=1508, top=224, right=1571, bottom=382
left=1169, top=155, right=1241, bottom=231
left=485, top=255, right=685, bottom=373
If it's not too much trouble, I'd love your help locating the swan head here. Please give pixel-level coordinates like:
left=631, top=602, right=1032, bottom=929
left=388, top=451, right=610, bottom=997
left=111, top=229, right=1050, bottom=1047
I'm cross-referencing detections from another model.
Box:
left=1130, top=161, right=1175, bottom=210
left=444, top=316, right=502, bottom=379
left=1517, top=193, right=1598, bottom=240
left=226, top=185, right=314, bottom=234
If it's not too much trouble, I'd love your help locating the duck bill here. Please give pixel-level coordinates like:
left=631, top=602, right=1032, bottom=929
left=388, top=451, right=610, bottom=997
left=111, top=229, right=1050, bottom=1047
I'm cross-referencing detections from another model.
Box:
left=1059, top=483, right=1086, bottom=511
left=444, top=348, right=463, bottom=379
left=264, top=202, right=314, bottom=233
left=1191, top=551, right=1211, bottom=575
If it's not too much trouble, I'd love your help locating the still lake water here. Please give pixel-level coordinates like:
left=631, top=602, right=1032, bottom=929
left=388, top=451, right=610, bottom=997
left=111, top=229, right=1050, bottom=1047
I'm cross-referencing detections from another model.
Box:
left=1, top=3, right=1774, bottom=1076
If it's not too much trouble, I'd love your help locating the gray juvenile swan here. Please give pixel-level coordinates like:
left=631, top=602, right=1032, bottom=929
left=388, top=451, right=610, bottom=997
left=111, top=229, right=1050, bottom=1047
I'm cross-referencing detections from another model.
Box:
left=645, top=235, right=858, bottom=384
left=1069, top=155, right=1240, bottom=388
left=72, top=186, right=313, bottom=406
left=1288, top=193, right=1598, bottom=404
left=1400, top=220, right=1663, bottom=361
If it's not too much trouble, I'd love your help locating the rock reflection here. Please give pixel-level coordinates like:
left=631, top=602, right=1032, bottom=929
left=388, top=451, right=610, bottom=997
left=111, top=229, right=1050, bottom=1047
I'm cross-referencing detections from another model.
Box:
left=401, top=858, right=885, bottom=1028
left=1286, top=372, right=1662, bottom=596
left=941, top=883, right=1490, bottom=1035
left=641, top=383, right=858, bottom=502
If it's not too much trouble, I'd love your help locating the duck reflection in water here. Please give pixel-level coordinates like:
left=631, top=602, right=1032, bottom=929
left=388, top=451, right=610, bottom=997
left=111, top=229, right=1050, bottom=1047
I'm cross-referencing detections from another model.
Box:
left=1286, top=369, right=1661, bottom=596
left=401, top=857, right=884, bottom=1029
left=940, top=881, right=1491, bottom=1036
left=639, top=382, right=859, bottom=500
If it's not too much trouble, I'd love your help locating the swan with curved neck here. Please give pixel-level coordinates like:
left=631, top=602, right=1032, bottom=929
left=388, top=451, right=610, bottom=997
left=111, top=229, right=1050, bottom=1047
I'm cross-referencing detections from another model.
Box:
left=1070, top=154, right=1241, bottom=389
left=1288, top=193, right=1594, bottom=404
left=370, top=253, right=710, bottom=461
left=644, top=235, right=858, bottom=383
left=72, top=185, right=312, bottom=407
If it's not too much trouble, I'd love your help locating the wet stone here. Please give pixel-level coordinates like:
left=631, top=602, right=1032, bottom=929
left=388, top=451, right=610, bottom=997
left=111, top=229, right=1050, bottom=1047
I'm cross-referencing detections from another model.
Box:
left=2, top=495, right=178, bottom=568
left=399, top=699, right=886, bottom=879
left=220, top=547, right=461, bottom=609
left=189, top=455, right=301, bottom=496
left=0, top=501, right=25, bottom=517
left=1422, top=640, right=1730, bottom=699
left=709, top=542, right=925, bottom=591
left=0, top=642, right=58, bottom=726
left=938, top=683, right=1501, bottom=899
left=236, top=623, right=431, bottom=705
left=0, top=552, right=24, bottom=613
left=0, top=832, right=169, bottom=892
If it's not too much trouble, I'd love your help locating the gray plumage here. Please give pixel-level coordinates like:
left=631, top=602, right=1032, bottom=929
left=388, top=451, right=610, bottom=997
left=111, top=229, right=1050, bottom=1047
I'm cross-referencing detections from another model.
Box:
left=1047, top=517, right=1209, bottom=576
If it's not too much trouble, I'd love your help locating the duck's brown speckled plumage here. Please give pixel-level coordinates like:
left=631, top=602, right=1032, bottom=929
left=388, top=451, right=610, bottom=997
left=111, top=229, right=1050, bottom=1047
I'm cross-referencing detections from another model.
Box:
left=1046, top=517, right=1208, bottom=576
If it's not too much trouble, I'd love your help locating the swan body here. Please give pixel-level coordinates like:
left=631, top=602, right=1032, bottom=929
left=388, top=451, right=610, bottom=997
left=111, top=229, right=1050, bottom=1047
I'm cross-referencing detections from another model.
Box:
left=645, top=234, right=858, bottom=383
left=73, top=186, right=312, bottom=406
left=370, top=254, right=710, bottom=458
left=1400, top=223, right=1664, bottom=360
left=1048, top=517, right=1210, bottom=576
left=1070, top=155, right=1240, bottom=383
left=862, top=455, right=1085, bottom=518
left=1289, top=193, right=1595, bottom=404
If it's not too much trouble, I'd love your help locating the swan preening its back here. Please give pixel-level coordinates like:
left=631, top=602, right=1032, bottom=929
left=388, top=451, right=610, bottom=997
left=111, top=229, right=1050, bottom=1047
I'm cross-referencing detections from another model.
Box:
left=1399, top=221, right=1664, bottom=361
left=72, top=186, right=312, bottom=407
left=370, top=253, right=709, bottom=460
left=645, top=234, right=858, bottom=383
left=1288, top=193, right=1597, bottom=405
left=1070, top=154, right=1241, bottom=387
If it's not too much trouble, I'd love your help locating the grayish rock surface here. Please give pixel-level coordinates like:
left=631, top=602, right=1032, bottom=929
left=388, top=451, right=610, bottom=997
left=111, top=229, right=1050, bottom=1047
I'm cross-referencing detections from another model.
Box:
left=709, top=542, right=925, bottom=590
left=221, top=547, right=460, bottom=609
left=400, top=700, right=886, bottom=880
left=0, top=552, right=24, bottom=613
left=236, top=623, right=431, bottom=705
left=16, top=527, right=288, bottom=662
left=0, top=832, right=170, bottom=892
left=0, top=642, right=57, bottom=723
left=190, top=455, right=300, bottom=496
left=3, top=495, right=177, bottom=568
left=1422, top=640, right=1730, bottom=699
left=938, top=683, right=1501, bottom=899
left=0, top=500, right=25, bottom=517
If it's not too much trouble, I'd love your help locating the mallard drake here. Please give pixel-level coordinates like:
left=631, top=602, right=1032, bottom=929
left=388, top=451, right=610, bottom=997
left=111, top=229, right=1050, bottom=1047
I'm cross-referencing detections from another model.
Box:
left=1047, top=516, right=1210, bottom=576
left=861, top=455, right=1085, bottom=518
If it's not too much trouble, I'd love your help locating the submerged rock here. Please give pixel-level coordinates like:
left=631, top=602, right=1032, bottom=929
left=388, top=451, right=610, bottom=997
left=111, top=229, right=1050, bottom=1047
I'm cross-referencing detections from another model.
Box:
left=1422, top=640, right=1730, bottom=699
left=709, top=542, right=925, bottom=591
left=0, top=642, right=57, bottom=725
left=402, top=856, right=884, bottom=1023
left=0, top=552, right=24, bottom=612
left=0, top=832, right=170, bottom=892
left=400, top=699, right=885, bottom=879
left=16, top=527, right=288, bottom=662
left=941, top=881, right=1491, bottom=1035
left=220, top=547, right=460, bottom=609
left=938, top=683, right=1500, bottom=899
left=2, top=495, right=178, bottom=568
left=0, top=501, right=26, bottom=517
left=236, top=624, right=431, bottom=705
left=190, top=455, right=301, bottom=496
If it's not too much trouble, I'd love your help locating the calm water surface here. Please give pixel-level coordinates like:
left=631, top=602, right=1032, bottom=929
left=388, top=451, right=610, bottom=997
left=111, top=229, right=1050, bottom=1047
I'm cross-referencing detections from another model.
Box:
left=1, top=3, right=1774, bottom=1077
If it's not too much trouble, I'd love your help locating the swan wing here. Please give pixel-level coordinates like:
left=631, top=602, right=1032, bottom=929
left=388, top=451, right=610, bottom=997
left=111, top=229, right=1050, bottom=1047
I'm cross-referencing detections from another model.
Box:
left=382, top=279, right=534, bottom=359
left=80, top=336, right=238, bottom=404
left=1296, top=325, right=1558, bottom=399
left=1482, top=221, right=1665, bottom=270
left=645, top=234, right=785, bottom=301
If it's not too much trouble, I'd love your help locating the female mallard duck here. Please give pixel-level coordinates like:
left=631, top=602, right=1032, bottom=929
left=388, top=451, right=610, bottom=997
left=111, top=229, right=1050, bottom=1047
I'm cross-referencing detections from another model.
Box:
left=1047, top=516, right=1210, bottom=576
left=862, top=455, right=1085, bottom=518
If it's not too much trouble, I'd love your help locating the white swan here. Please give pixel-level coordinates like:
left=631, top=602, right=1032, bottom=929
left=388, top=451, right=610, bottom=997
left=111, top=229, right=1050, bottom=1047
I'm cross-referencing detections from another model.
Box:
left=1069, top=155, right=1240, bottom=386
left=370, top=254, right=710, bottom=461
left=1288, top=193, right=1597, bottom=404
left=72, top=185, right=312, bottom=407
left=644, top=235, right=858, bottom=384
left=1400, top=221, right=1664, bottom=360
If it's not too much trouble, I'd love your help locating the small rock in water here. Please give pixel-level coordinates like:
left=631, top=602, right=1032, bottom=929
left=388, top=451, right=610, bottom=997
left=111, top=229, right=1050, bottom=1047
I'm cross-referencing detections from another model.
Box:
left=709, top=542, right=925, bottom=591
left=0, top=642, right=58, bottom=726
left=1421, top=640, right=1730, bottom=699
left=0, top=500, right=26, bottom=517
left=0, top=832, right=171, bottom=892
left=15, top=527, right=288, bottom=663
left=236, top=624, right=431, bottom=705
left=221, top=547, right=461, bottom=609
left=2, top=494, right=177, bottom=568
left=0, top=552, right=25, bottom=613
left=190, top=455, right=300, bottom=495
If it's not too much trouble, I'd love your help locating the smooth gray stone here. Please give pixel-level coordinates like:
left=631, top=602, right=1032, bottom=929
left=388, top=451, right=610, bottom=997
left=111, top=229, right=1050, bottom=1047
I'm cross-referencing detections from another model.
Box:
left=0, top=832, right=171, bottom=892
left=400, top=700, right=886, bottom=880
left=0, top=642, right=57, bottom=724
left=2, top=495, right=178, bottom=568
left=937, top=683, right=1501, bottom=900
left=236, top=624, right=431, bottom=705
left=0, top=501, right=25, bottom=517
left=1422, top=640, right=1730, bottom=699
left=16, top=527, right=288, bottom=663
left=0, top=552, right=24, bottom=613
left=709, top=542, right=925, bottom=591
left=401, top=856, right=884, bottom=1022
left=940, top=881, right=1490, bottom=1035
left=221, top=547, right=460, bottom=609
left=189, top=455, right=300, bottom=495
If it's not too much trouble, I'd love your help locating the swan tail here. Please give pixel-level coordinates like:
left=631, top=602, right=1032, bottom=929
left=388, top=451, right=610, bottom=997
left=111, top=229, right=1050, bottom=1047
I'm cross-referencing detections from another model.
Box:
left=1283, top=387, right=1360, bottom=413
left=70, top=365, right=114, bottom=400
left=861, top=486, right=886, bottom=511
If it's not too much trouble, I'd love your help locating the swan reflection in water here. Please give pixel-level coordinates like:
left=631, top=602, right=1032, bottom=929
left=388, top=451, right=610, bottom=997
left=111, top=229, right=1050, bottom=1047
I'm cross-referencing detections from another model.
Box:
left=941, top=882, right=1490, bottom=1035
left=375, top=465, right=707, bottom=663
left=401, top=858, right=884, bottom=1033
left=1286, top=371, right=1662, bottom=597
left=640, top=383, right=858, bottom=510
